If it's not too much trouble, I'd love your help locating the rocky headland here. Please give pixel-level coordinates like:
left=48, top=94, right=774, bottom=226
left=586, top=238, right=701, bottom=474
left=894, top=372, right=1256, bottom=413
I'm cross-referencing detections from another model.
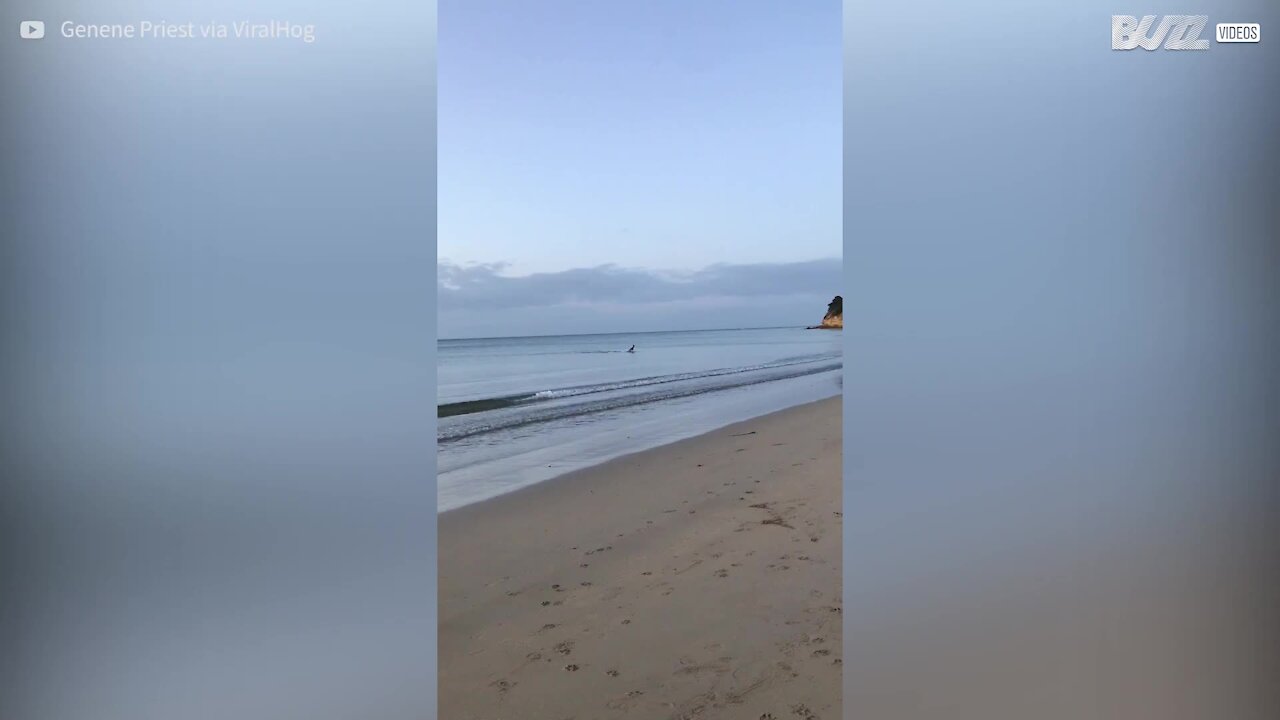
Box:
left=808, top=295, right=842, bottom=329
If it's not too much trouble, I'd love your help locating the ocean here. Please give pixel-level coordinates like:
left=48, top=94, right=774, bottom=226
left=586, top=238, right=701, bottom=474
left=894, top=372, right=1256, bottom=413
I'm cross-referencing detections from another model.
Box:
left=437, top=327, right=842, bottom=511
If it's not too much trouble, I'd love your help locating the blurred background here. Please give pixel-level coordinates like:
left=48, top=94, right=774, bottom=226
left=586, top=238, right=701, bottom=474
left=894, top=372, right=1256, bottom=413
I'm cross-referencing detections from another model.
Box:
left=1, top=2, right=436, bottom=719
left=845, top=0, right=1279, bottom=717
left=3, top=0, right=1279, bottom=718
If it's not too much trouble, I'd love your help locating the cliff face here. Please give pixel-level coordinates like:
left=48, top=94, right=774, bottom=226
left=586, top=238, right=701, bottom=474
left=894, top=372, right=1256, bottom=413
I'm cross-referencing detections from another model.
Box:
left=821, top=295, right=842, bottom=328
left=809, top=295, right=842, bottom=329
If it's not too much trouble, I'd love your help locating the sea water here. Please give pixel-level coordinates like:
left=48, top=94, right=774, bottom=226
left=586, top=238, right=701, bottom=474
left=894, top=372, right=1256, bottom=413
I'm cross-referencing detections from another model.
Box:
left=437, top=327, right=842, bottom=511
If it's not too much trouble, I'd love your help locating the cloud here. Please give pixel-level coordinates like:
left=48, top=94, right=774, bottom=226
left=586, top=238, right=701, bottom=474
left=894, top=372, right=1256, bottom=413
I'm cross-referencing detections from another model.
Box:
left=438, top=258, right=841, bottom=311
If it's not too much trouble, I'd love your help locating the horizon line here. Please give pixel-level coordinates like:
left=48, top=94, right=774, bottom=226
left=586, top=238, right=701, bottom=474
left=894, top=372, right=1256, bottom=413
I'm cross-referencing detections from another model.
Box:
left=438, top=325, right=810, bottom=342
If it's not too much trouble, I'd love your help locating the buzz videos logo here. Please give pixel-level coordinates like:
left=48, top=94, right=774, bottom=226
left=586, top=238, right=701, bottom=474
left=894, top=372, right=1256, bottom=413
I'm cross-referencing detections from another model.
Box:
left=1113, top=15, right=1209, bottom=50
left=1113, top=15, right=1261, bottom=50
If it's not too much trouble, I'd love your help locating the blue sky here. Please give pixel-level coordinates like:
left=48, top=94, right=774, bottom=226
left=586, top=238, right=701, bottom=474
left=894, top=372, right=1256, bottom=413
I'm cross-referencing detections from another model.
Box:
left=438, top=0, right=841, bottom=335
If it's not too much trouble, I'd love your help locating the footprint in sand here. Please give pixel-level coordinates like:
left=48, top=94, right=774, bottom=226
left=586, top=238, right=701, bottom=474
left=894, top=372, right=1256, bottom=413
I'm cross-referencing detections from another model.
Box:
left=790, top=703, right=818, bottom=718
left=565, top=664, right=579, bottom=672
left=553, top=640, right=574, bottom=656
left=714, top=569, right=729, bottom=578
left=606, top=669, right=620, bottom=677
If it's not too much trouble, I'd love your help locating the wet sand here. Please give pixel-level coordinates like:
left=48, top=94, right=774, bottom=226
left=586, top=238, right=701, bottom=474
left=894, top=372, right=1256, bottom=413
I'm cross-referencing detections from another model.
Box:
left=439, top=396, right=842, bottom=719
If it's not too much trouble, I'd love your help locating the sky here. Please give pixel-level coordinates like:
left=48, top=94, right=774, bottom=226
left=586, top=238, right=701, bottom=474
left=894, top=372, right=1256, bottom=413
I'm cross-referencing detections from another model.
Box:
left=439, top=0, right=841, bottom=337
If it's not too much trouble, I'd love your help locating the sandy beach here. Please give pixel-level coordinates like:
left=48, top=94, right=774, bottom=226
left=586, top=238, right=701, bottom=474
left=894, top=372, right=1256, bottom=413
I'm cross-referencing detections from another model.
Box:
left=439, top=396, right=842, bottom=719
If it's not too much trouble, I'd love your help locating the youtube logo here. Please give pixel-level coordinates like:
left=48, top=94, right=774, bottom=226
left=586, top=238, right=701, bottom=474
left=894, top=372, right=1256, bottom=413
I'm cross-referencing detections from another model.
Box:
left=20, top=20, right=45, bottom=39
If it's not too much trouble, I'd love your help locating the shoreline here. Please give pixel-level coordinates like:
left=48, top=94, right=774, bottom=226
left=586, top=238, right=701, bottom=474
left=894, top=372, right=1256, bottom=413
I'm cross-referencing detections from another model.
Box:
left=440, top=389, right=841, bottom=516
left=439, top=396, right=842, bottom=719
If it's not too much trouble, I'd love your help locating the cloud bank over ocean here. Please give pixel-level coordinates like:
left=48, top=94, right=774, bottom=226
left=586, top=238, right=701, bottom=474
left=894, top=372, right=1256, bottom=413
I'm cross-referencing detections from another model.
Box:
left=438, top=258, right=841, bottom=338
